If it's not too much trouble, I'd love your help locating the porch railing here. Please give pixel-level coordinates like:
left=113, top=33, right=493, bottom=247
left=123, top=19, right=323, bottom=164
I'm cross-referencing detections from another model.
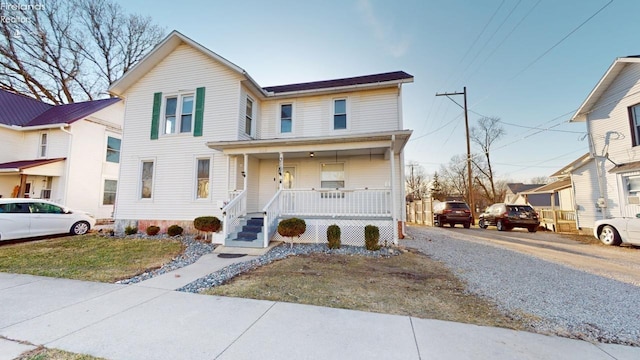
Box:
left=539, top=209, right=577, bottom=233
left=222, top=189, right=247, bottom=240
left=280, top=188, right=392, bottom=217
left=262, top=189, right=282, bottom=248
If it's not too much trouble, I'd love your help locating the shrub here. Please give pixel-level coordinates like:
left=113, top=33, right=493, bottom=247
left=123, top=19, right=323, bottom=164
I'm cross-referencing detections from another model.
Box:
left=167, top=225, right=183, bottom=237
left=124, top=225, right=138, bottom=235
left=146, top=225, right=160, bottom=236
left=327, top=224, right=341, bottom=249
left=278, top=218, right=306, bottom=248
left=194, top=216, right=222, bottom=233
left=364, top=225, right=381, bottom=251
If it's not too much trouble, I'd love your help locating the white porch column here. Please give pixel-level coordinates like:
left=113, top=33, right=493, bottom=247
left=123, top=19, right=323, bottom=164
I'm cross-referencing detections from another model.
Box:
left=243, top=154, right=248, bottom=190
left=390, top=135, right=398, bottom=244
left=278, top=152, right=284, bottom=190
left=226, top=155, right=230, bottom=195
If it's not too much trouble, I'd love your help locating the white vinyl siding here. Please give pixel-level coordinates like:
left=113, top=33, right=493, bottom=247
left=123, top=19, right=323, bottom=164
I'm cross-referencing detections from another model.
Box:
left=115, top=44, right=241, bottom=220
left=259, top=87, right=400, bottom=139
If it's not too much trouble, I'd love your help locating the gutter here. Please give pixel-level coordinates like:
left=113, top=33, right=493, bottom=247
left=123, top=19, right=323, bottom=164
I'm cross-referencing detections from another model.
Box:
left=59, top=126, right=73, bottom=205
left=263, top=79, right=414, bottom=98
left=0, top=123, right=70, bottom=131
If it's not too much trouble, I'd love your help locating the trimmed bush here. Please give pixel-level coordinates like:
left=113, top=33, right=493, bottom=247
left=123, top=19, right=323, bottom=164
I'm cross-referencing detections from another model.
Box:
left=146, top=225, right=160, bottom=236
left=124, top=225, right=138, bottom=235
left=167, top=225, right=183, bottom=237
left=278, top=218, right=306, bottom=248
left=364, top=225, right=381, bottom=251
left=194, top=216, right=222, bottom=233
left=327, top=224, right=341, bottom=249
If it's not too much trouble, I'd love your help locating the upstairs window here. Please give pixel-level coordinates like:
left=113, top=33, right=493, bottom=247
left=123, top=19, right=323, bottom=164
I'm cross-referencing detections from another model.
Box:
left=39, top=133, right=47, bottom=157
left=630, top=104, right=640, bottom=146
left=245, top=97, right=254, bottom=136
left=280, top=104, right=292, bottom=133
left=106, top=136, right=121, bottom=163
left=164, top=94, right=194, bottom=134
left=333, top=99, right=347, bottom=130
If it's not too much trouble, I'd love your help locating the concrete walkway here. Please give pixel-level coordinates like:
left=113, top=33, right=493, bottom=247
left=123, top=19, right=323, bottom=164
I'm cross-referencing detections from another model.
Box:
left=1, top=250, right=639, bottom=359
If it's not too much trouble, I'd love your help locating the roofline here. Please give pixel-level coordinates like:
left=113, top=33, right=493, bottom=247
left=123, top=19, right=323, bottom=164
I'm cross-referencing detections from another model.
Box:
left=550, top=153, right=592, bottom=177
left=0, top=157, right=66, bottom=172
left=263, top=77, right=414, bottom=99
left=571, top=57, right=640, bottom=122
left=109, top=30, right=266, bottom=97
left=0, top=123, right=70, bottom=131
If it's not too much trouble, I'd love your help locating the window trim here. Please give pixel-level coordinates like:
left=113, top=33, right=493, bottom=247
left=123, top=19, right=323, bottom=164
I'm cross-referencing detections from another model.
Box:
left=629, top=104, right=640, bottom=147
left=279, top=102, right=294, bottom=134
left=162, top=92, right=195, bottom=136
left=139, top=159, right=156, bottom=200
left=245, top=96, right=254, bottom=137
left=39, top=132, right=48, bottom=158
left=103, top=178, right=117, bottom=205
left=195, top=157, right=212, bottom=200
left=105, top=135, right=121, bottom=163
left=332, top=98, right=348, bottom=131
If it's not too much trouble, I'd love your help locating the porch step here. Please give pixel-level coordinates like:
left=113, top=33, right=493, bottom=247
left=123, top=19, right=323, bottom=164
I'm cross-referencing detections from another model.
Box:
left=237, top=231, right=259, bottom=241
left=247, top=218, right=264, bottom=226
left=225, top=238, right=265, bottom=248
left=242, top=225, right=263, bottom=233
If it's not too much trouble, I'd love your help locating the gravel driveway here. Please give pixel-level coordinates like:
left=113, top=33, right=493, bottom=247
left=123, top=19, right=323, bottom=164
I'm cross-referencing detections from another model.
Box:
left=403, top=225, right=640, bottom=346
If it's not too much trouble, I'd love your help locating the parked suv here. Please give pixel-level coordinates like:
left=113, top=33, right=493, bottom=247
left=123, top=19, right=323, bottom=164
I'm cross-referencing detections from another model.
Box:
left=433, top=201, right=473, bottom=228
left=478, top=203, right=539, bottom=232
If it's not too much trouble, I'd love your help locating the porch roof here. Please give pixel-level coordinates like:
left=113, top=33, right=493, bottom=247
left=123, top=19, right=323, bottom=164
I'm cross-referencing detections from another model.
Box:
left=206, top=130, right=412, bottom=156
left=0, top=158, right=66, bottom=173
left=608, top=160, right=640, bottom=173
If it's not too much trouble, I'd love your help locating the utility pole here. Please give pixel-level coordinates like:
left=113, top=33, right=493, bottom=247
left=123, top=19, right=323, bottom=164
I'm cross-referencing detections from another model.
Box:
left=435, top=87, right=475, bottom=221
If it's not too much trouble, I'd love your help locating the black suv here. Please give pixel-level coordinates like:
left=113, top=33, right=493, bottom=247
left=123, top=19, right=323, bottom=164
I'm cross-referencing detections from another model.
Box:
left=478, top=203, right=539, bottom=232
left=433, top=201, right=473, bottom=228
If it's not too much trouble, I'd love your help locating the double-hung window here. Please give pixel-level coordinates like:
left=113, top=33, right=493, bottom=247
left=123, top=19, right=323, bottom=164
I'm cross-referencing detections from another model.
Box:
left=106, top=136, right=121, bottom=163
left=164, top=94, right=194, bottom=134
left=196, top=158, right=210, bottom=199
left=333, top=99, right=347, bottom=130
left=140, top=161, right=154, bottom=199
left=630, top=104, right=640, bottom=146
left=321, top=163, right=345, bottom=188
left=245, top=97, right=254, bottom=136
left=39, top=133, right=47, bottom=157
left=626, top=175, right=640, bottom=204
left=103, top=179, right=117, bottom=205
left=280, top=104, right=292, bottom=133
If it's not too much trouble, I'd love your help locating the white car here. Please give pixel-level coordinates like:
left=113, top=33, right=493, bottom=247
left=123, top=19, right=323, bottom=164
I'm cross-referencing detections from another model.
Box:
left=0, top=198, right=96, bottom=241
left=594, top=217, right=640, bottom=246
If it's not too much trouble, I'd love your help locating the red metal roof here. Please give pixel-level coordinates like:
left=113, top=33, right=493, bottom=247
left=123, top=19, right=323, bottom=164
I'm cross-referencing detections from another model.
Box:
left=0, top=158, right=66, bottom=170
left=262, top=71, right=413, bottom=94
left=26, top=98, right=121, bottom=126
left=0, top=90, right=52, bottom=126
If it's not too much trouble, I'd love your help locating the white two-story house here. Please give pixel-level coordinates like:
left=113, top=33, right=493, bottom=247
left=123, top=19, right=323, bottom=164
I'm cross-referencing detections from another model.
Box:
left=108, top=31, right=413, bottom=248
left=0, top=89, right=123, bottom=220
left=570, top=56, right=640, bottom=231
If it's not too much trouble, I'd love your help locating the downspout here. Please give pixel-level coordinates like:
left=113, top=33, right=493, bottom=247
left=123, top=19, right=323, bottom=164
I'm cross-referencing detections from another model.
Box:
left=570, top=172, right=580, bottom=230
left=390, top=135, right=398, bottom=244
left=60, top=125, right=72, bottom=205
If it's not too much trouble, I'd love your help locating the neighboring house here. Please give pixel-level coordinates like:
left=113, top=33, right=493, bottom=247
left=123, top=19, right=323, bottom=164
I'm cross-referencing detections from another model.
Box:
left=0, top=89, right=123, bottom=220
left=569, top=55, right=640, bottom=233
left=108, top=30, right=413, bottom=248
left=504, top=183, right=550, bottom=208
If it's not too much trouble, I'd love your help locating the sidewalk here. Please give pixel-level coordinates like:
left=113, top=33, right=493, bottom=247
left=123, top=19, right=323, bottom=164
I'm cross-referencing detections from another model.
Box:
left=1, top=250, right=639, bottom=360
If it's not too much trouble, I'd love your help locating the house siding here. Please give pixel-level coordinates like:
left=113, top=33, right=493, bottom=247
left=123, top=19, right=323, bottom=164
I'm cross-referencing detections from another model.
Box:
left=259, top=87, right=400, bottom=139
left=572, top=159, right=603, bottom=230
left=115, top=44, right=244, bottom=221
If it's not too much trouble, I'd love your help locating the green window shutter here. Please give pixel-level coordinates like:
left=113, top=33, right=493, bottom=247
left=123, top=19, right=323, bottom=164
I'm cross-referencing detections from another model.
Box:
left=194, top=87, right=205, bottom=137
left=151, top=92, right=162, bottom=140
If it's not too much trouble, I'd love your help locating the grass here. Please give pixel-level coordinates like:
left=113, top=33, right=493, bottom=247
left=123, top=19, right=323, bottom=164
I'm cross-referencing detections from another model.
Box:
left=16, top=347, right=105, bottom=360
left=0, top=235, right=184, bottom=282
left=203, top=249, right=529, bottom=330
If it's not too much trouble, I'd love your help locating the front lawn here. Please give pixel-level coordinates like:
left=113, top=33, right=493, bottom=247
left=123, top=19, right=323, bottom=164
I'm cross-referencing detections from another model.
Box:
left=0, top=235, right=184, bottom=282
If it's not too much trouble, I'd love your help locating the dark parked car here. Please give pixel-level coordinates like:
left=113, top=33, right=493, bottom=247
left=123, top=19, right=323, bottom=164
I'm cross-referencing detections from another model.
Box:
left=433, top=201, right=473, bottom=228
left=478, top=203, right=539, bottom=232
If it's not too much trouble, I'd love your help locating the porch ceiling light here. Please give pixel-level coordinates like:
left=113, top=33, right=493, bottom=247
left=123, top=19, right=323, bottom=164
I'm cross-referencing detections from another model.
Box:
left=309, top=152, right=314, bottom=158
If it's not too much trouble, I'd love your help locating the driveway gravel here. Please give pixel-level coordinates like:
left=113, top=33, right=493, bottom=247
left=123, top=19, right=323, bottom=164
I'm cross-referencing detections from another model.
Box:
left=403, top=226, right=640, bottom=346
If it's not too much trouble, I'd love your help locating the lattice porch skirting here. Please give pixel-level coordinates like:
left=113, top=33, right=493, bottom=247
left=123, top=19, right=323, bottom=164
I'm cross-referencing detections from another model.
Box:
left=272, top=218, right=394, bottom=247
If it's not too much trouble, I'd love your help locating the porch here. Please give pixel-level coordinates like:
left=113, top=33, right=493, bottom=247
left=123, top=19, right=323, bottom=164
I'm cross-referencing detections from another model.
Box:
left=539, top=209, right=578, bottom=233
left=521, top=179, right=578, bottom=234
left=222, top=188, right=395, bottom=248
left=0, top=158, right=65, bottom=200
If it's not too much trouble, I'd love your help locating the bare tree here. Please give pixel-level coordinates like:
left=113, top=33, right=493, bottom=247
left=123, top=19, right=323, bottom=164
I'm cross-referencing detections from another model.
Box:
left=0, top=0, right=164, bottom=103
left=470, top=116, right=505, bottom=203
left=405, top=162, right=429, bottom=201
left=439, top=154, right=472, bottom=202
left=530, top=176, right=550, bottom=185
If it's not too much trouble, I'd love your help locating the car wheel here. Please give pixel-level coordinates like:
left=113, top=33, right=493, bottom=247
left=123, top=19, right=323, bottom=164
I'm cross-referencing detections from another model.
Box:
left=463, top=222, right=471, bottom=229
left=496, top=220, right=505, bottom=231
left=478, top=219, right=487, bottom=229
left=436, top=216, right=443, bottom=227
left=70, top=221, right=90, bottom=235
left=599, top=225, right=622, bottom=246
left=528, top=226, right=537, bottom=233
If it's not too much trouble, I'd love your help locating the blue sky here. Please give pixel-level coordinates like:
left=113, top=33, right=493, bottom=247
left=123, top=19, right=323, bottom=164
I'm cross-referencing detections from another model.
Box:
left=115, top=0, right=634, bottom=182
